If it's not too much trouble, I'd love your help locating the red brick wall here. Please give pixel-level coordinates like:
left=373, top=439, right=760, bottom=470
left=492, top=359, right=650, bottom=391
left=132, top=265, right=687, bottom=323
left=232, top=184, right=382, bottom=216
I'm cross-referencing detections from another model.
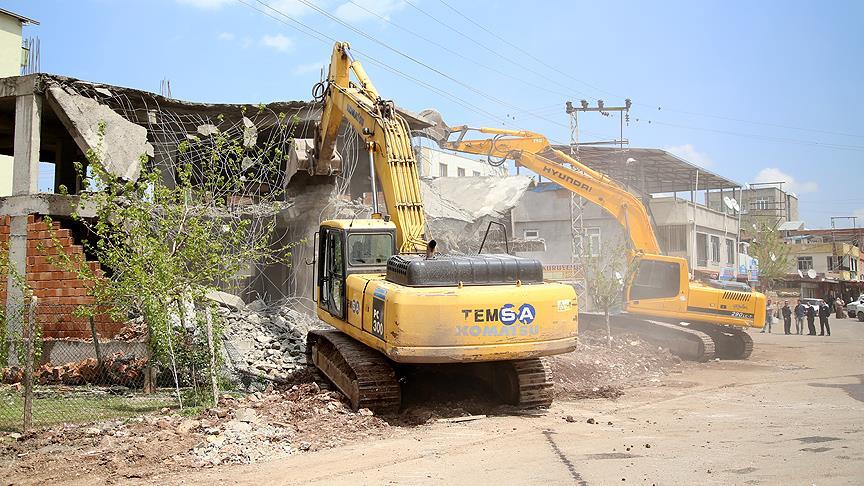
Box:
left=0, top=215, right=121, bottom=339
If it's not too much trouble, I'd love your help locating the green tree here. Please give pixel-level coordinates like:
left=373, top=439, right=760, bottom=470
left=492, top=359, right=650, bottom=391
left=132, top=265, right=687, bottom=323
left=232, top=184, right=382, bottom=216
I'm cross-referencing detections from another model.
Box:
left=582, top=238, right=636, bottom=348
left=746, top=217, right=791, bottom=290
left=49, top=118, right=296, bottom=399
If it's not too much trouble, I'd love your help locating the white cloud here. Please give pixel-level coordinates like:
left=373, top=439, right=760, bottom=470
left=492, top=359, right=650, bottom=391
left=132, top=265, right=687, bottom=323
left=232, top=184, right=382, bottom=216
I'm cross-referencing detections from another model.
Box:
left=753, top=167, right=818, bottom=194
left=176, top=0, right=234, bottom=9
left=664, top=144, right=714, bottom=168
left=334, top=0, right=406, bottom=22
left=217, top=32, right=236, bottom=41
left=260, top=34, right=294, bottom=52
left=293, top=61, right=325, bottom=76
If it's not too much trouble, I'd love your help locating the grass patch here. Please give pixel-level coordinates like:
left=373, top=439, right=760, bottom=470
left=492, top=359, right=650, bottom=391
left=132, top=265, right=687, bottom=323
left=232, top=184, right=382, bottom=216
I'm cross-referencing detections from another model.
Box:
left=0, top=386, right=176, bottom=433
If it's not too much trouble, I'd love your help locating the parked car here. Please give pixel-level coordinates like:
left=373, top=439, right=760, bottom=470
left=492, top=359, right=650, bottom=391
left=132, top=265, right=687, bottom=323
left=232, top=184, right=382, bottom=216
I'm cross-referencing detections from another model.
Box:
left=846, top=295, right=864, bottom=321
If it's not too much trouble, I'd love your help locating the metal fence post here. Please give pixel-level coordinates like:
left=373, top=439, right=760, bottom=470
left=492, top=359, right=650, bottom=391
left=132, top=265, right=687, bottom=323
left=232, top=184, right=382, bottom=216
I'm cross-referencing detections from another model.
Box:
left=205, top=307, right=219, bottom=407
left=88, top=315, right=104, bottom=382
left=22, top=295, right=36, bottom=433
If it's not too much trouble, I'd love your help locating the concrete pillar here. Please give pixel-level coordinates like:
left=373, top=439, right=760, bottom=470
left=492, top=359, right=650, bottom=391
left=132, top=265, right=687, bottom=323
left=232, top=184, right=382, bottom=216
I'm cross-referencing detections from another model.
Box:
left=5, top=215, right=28, bottom=364
left=12, top=93, right=42, bottom=196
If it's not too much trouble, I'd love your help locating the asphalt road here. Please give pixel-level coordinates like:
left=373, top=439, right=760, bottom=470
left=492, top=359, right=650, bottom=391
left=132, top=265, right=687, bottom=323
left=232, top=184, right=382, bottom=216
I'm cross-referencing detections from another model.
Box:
left=182, top=318, right=864, bottom=485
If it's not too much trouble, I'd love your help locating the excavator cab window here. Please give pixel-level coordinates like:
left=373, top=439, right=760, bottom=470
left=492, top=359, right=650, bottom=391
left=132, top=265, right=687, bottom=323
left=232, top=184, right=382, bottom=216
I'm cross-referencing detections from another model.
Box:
left=319, top=228, right=346, bottom=319
left=630, top=259, right=681, bottom=301
left=348, top=233, right=393, bottom=266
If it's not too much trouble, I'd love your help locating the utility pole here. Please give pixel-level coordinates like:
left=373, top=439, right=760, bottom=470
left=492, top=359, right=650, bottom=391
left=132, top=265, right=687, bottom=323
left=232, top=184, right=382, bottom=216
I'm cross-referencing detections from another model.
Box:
left=565, top=98, right=632, bottom=309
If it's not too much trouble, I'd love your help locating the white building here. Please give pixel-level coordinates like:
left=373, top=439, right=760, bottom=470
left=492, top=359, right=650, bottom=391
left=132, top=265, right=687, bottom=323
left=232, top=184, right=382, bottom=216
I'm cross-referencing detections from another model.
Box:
left=415, top=145, right=505, bottom=178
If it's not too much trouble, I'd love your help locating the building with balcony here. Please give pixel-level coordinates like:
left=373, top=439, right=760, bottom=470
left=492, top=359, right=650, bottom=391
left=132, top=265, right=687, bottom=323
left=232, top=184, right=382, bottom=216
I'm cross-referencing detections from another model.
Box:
left=510, top=147, right=744, bottom=282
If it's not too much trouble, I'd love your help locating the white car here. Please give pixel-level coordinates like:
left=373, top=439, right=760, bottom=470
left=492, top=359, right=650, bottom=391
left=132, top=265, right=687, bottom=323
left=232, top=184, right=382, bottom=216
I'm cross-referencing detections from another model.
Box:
left=846, top=295, right=864, bottom=321
left=800, top=298, right=826, bottom=314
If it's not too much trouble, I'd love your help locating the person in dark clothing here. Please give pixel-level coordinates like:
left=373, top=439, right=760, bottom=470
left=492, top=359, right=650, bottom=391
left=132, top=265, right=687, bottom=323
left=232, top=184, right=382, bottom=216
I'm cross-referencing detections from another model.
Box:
left=806, top=305, right=817, bottom=335
left=794, top=300, right=806, bottom=335
left=819, top=302, right=832, bottom=336
left=782, top=301, right=792, bottom=335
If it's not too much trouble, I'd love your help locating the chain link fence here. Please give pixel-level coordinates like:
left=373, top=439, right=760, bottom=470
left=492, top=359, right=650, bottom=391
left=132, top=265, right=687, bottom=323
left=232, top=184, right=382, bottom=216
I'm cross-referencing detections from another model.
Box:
left=0, top=299, right=224, bottom=434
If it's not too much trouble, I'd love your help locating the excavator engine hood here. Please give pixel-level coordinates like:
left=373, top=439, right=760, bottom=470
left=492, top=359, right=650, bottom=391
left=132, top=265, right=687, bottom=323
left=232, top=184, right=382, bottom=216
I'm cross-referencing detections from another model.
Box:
left=386, top=254, right=544, bottom=287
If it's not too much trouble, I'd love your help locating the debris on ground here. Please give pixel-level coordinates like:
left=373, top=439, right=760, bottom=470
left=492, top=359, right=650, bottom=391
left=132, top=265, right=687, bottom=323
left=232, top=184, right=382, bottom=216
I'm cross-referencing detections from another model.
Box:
left=549, top=330, right=684, bottom=399
left=0, top=381, right=391, bottom=481
left=219, top=299, right=325, bottom=391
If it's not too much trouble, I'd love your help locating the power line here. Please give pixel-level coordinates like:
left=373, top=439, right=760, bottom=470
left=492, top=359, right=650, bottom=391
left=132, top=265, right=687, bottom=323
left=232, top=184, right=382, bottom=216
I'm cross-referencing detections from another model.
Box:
left=280, top=0, right=571, bottom=130
left=637, top=119, right=864, bottom=152
left=435, top=0, right=862, bottom=142
left=237, top=0, right=559, bottom=135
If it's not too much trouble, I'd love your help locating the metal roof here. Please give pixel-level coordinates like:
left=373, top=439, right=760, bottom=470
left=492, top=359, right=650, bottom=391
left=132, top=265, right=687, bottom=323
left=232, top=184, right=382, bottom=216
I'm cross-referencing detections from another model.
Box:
left=548, top=146, right=741, bottom=194
left=0, top=8, right=39, bottom=25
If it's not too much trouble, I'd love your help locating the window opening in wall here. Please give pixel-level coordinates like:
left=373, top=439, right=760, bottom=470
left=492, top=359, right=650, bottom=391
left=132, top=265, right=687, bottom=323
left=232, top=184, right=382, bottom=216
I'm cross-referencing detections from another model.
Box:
left=577, top=227, right=601, bottom=257
left=472, top=171, right=481, bottom=176
left=696, top=232, right=708, bottom=267
left=438, top=163, right=448, bottom=177
left=798, top=256, right=813, bottom=271
left=457, top=167, right=465, bottom=177
left=524, top=229, right=539, bottom=240
left=726, top=238, right=735, bottom=264
left=710, top=235, right=721, bottom=263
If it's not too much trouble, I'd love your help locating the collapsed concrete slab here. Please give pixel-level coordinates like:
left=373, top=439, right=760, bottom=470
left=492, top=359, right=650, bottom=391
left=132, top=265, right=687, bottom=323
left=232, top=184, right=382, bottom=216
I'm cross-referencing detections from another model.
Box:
left=46, top=85, right=153, bottom=181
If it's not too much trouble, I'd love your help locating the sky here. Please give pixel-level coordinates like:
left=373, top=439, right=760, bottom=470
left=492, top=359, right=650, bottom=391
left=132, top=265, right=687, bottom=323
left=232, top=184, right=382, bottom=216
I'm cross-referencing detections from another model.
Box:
left=7, top=0, right=863, bottom=228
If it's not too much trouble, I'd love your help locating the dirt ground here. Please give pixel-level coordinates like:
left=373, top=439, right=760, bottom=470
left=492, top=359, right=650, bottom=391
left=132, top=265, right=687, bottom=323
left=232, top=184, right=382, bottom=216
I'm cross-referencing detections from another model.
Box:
left=3, top=322, right=864, bottom=484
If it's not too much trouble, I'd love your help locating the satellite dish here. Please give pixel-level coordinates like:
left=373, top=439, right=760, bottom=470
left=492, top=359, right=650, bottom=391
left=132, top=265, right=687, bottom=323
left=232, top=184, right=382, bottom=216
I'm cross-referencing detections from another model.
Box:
left=770, top=252, right=777, bottom=262
left=730, top=198, right=740, bottom=212
left=723, top=196, right=734, bottom=211
left=807, top=269, right=817, bottom=279
left=797, top=269, right=803, bottom=278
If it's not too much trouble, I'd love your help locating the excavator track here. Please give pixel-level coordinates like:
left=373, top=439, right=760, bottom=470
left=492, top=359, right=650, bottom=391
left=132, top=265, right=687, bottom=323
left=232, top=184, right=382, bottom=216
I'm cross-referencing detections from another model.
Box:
left=306, top=329, right=401, bottom=414
left=491, top=358, right=554, bottom=408
left=579, top=313, right=716, bottom=362
left=688, top=324, right=753, bottom=360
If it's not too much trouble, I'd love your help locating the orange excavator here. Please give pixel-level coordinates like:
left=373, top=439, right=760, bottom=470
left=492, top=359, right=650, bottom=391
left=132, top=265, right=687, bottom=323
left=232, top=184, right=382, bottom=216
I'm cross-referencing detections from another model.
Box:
left=433, top=123, right=766, bottom=361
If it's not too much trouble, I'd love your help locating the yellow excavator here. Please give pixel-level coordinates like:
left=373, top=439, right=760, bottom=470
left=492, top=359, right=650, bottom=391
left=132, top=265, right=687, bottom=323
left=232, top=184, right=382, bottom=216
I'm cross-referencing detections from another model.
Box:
left=436, top=124, right=766, bottom=362
left=297, top=42, right=579, bottom=413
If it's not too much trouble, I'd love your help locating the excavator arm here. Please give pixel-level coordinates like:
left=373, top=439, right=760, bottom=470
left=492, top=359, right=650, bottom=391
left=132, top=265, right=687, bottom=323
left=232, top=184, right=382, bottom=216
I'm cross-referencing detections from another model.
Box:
left=442, top=126, right=661, bottom=254
left=310, top=42, right=426, bottom=253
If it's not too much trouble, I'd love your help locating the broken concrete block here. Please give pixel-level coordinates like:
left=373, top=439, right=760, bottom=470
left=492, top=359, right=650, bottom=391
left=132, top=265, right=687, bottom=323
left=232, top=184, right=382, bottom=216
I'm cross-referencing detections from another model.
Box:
left=46, top=85, right=153, bottom=181
left=206, top=290, right=246, bottom=311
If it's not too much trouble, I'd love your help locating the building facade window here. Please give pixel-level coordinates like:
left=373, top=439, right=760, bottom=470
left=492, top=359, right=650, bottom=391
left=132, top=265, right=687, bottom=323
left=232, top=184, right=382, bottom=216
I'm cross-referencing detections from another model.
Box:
left=696, top=232, right=708, bottom=267
left=472, top=171, right=481, bottom=176
left=524, top=229, right=539, bottom=240
left=657, top=224, right=688, bottom=252
left=578, top=227, right=601, bottom=257
left=438, top=163, right=448, bottom=177
left=457, top=167, right=466, bottom=177
left=754, top=197, right=769, bottom=210
left=710, top=235, right=721, bottom=263
left=798, top=256, right=813, bottom=271
left=726, top=238, right=735, bottom=264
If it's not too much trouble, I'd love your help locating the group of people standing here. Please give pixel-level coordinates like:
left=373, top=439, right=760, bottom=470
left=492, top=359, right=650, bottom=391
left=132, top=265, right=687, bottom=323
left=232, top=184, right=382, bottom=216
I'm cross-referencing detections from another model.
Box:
left=762, top=299, right=831, bottom=336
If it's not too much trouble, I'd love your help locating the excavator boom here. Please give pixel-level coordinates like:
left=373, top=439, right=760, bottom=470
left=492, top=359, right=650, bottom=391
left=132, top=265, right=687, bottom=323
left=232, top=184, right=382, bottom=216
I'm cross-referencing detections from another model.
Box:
left=312, top=42, right=427, bottom=253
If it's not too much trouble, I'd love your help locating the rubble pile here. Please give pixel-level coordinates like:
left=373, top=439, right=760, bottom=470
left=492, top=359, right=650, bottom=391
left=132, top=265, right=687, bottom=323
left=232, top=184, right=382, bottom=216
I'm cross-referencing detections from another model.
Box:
left=218, top=299, right=324, bottom=389
left=550, top=330, right=684, bottom=399
left=0, top=352, right=146, bottom=386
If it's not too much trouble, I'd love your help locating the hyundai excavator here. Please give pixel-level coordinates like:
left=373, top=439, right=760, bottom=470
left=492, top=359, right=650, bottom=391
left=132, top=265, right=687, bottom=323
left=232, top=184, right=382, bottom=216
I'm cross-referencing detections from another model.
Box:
left=436, top=124, right=766, bottom=362
left=296, top=42, right=579, bottom=413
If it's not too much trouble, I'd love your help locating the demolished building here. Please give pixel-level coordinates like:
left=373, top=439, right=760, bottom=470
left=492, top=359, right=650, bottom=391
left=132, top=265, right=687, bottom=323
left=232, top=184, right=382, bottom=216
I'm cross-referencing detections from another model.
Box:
left=0, top=73, right=442, bottom=338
